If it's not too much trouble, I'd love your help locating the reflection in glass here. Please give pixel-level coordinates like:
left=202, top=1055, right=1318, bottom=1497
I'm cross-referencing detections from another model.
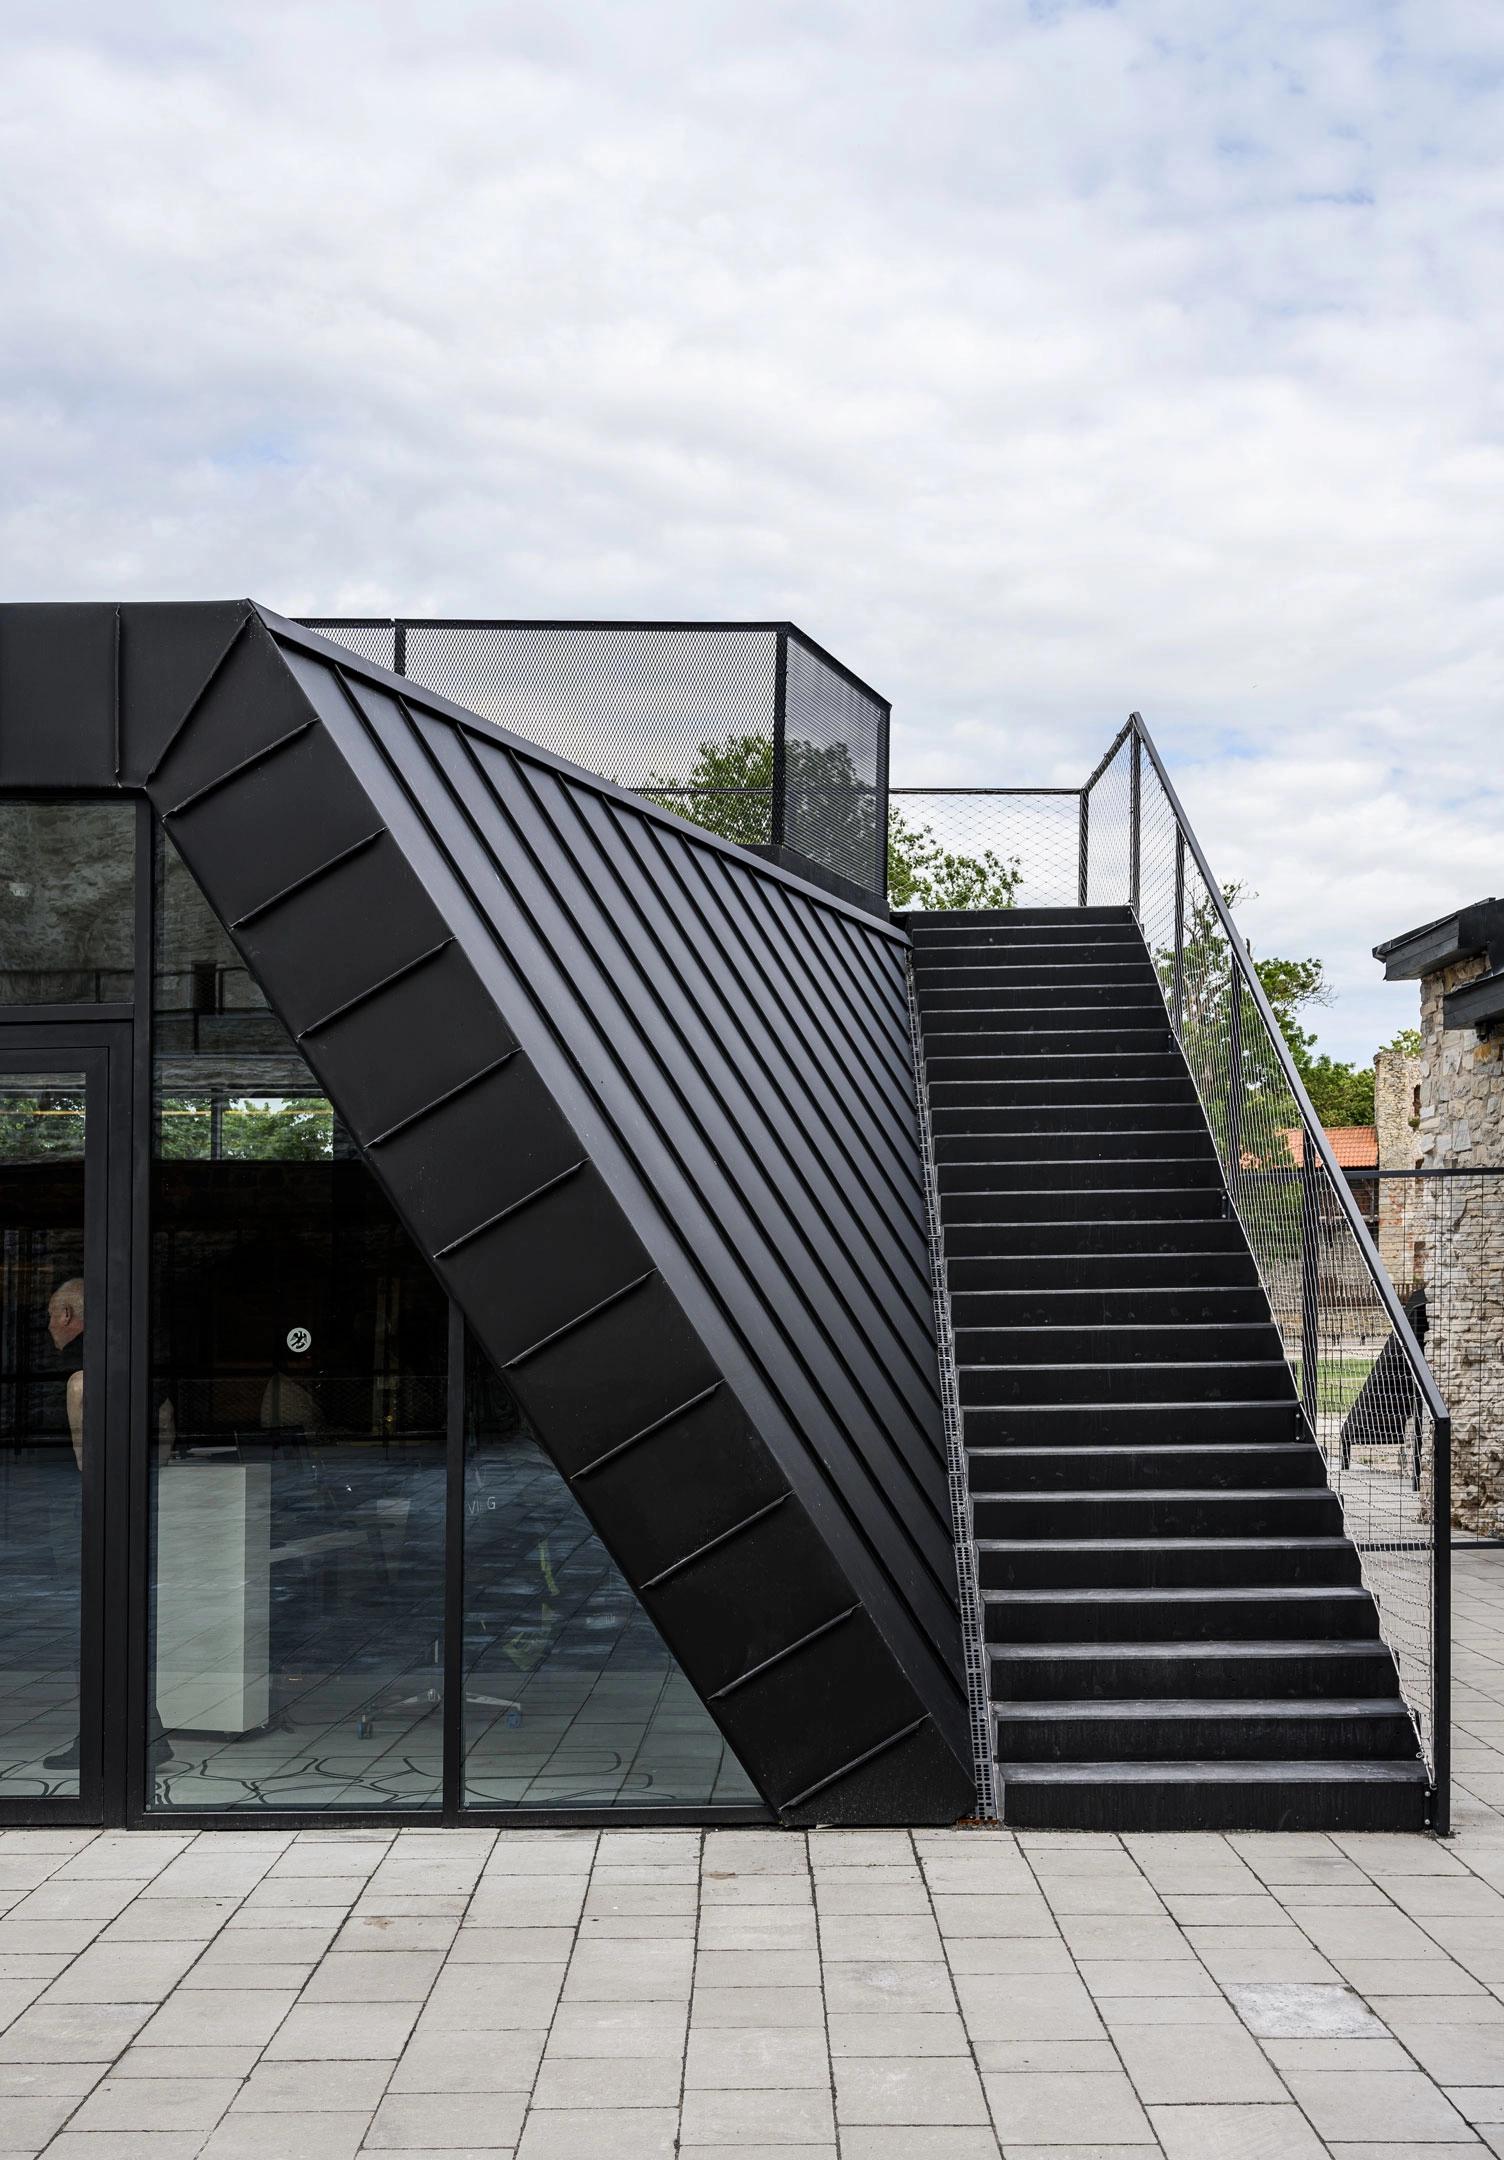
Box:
left=150, top=839, right=446, bottom=1811
left=463, top=1332, right=757, bottom=1810
left=0, top=1076, right=87, bottom=1796
left=0, top=803, right=135, bottom=1003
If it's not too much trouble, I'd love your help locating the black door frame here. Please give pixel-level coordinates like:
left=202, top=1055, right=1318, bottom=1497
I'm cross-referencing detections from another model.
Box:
left=0, top=1024, right=134, bottom=1825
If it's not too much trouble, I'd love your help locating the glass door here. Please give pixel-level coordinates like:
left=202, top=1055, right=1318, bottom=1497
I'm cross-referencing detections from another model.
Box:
left=0, top=1039, right=123, bottom=1820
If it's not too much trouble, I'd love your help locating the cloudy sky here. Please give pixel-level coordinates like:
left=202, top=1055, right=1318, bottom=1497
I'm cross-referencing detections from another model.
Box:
left=3, top=0, right=1501, bottom=1058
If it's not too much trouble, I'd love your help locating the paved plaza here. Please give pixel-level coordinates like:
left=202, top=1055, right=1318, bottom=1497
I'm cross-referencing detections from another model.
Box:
left=0, top=1550, right=1498, bottom=2158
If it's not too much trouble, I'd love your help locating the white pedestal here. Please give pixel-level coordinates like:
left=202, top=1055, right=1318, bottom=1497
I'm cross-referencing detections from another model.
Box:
left=153, top=1461, right=271, bottom=1735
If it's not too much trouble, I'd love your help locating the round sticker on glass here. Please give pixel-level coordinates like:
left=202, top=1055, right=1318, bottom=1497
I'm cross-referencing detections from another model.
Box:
left=286, top=1327, right=312, bottom=1354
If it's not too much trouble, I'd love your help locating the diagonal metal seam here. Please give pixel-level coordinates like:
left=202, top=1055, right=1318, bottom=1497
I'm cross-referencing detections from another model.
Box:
left=907, top=949, right=999, bottom=1822
left=365, top=1048, right=521, bottom=1149
left=775, top=1713, right=932, bottom=1816
left=296, top=935, right=455, bottom=1041
left=637, top=1492, right=792, bottom=1593
left=141, top=606, right=255, bottom=783
left=707, top=1603, right=863, bottom=1702
left=163, top=716, right=316, bottom=818
left=232, top=828, right=386, bottom=928
left=500, top=1267, right=659, bottom=1372
left=568, top=1382, right=725, bottom=1482
left=433, top=1159, right=589, bottom=1259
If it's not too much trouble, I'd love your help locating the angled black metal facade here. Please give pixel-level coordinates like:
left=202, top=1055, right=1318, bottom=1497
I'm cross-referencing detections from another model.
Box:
left=0, top=599, right=971, bottom=1825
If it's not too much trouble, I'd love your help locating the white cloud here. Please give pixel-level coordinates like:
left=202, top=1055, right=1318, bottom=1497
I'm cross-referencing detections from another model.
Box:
left=2, top=0, right=1501, bottom=1059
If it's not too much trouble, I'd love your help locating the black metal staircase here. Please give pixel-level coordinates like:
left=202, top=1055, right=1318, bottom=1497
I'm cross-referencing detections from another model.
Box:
left=911, top=903, right=1429, bottom=1832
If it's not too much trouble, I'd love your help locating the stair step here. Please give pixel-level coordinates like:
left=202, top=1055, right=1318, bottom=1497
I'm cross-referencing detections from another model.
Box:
left=984, top=1585, right=1381, bottom=1644
left=967, top=1442, right=1322, bottom=1492
left=949, top=1250, right=1260, bottom=1290
left=939, top=1157, right=1220, bottom=1192
left=929, top=1080, right=1201, bottom=1114
left=960, top=1361, right=1296, bottom=1407
left=928, top=1053, right=1189, bottom=1084
left=932, top=1103, right=1202, bottom=1135
left=919, top=988, right=1166, bottom=1017
left=990, top=1639, right=1403, bottom=1702
left=965, top=1401, right=1302, bottom=1446
left=994, top=1698, right=1418, bottom=1763
left=919, top=963, right=1162, bottom=990
left=956, top=1322, right=1285, bottom=1366
left=998, top=1759, right=1430, bottom=1833
left=934, top=1128, right=1215, bottom=1162
left=926, top=1030, right=1173, bottom=1059
left=944, top=1189, right=1230, bottom=1225
left=909, top=905, right=1135, bottom=925
left=973, top=1487, right=1343, bottom=1537
left=953, top=1286, right=1271, bottom=1326
left=977, top=1536, right=1360, bottom=1590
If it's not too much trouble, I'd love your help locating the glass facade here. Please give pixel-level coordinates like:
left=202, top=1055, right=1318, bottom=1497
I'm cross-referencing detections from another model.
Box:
left=149, top=841, right=448, bottom=1811
left=0, top=803, right=134, bottom=1003
left=463, top=1334, right=757, bottom=1809
left=0, top=806, right=757, bottom=1823
left=0, top=1073, right=88, bottom=1795
left=132, top=832, right=751, bottom=1820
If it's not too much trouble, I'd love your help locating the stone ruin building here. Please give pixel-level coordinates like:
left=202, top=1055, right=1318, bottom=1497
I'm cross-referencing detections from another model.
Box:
left=1375, top=899, right=1504, bottom=1533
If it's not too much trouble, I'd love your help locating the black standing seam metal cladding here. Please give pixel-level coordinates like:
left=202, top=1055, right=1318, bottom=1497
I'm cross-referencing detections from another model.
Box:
left=0, top=598, right=973, bottom=1827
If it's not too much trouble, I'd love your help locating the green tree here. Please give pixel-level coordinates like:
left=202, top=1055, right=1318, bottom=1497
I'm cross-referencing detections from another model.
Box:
left=646, top=731, right=1018, bottom=908
left=157, top=1096, right=334, bottom=1161
left=886, top=808, right=1021, bottom=911
left=645, top=733, right=774, bottom=851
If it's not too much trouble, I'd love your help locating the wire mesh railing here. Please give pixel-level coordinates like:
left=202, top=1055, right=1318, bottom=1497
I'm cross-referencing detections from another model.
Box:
left=1088, top=717, right=1450, bottom=1817
left=299, top=618, right=889, bottom=903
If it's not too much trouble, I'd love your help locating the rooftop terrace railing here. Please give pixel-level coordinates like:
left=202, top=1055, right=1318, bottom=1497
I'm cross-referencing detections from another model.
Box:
left=299, top=618, right=890, bottom=908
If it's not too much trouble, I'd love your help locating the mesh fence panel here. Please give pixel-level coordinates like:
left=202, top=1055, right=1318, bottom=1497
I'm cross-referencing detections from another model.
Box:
left=302, top=621, right=397, bottom=671
left=1084, top=735, right=1132, bottom=909
left=783, top=633, right=887, bottom=893
left=888, top=791, right=1080, bottom=910
left=1087, top=739, right=1442, bottom=1775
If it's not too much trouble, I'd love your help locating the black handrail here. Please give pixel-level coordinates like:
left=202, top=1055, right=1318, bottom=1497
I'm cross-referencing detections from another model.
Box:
left=1108, top=712, right=1447, bottom=1427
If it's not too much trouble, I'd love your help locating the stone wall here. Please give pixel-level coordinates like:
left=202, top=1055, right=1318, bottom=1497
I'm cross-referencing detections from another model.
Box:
left=1413, top=955, right=1504, bottom=1532
left=1375, top=1047, right=1423, bottom=1291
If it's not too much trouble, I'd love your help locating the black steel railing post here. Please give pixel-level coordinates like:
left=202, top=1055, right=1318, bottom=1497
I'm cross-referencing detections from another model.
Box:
left=393, top=621, right=408, bottom=677
left=1129, top=721, right=1142, bottom=918
left=770, top=628, right=788, bottom=852
left=1299, top=1145, right=1321, bottom=1441
left=1171, top=828, right=1186, bottom=1030
left=875, top=697, right=891, bottom=902
left=1076, top=790, right=1089, bottom=907
left=1434, top=1411, right=1452, bottom=1833
left=1225, top=957, right=1244, bottom=1192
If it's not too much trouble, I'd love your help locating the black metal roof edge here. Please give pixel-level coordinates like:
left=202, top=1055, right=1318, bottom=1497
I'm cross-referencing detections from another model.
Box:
left=295, top=612, right=892, bottom=712
left=1374, top=897, right=1504, bottom=978
left=263, top=607, right=906, bottom=945
left=1444, top=965, right=1504, bottom=1031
